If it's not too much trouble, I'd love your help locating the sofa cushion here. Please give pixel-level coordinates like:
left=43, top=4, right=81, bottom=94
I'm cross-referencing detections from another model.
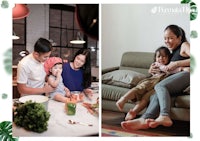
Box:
left=120, top=52, right=154, bottom=76
left=102, top=84, right=130, bottom=101
left=102, top=70, right=146, bottom=88
left=174, top=95, right=190, bottom=108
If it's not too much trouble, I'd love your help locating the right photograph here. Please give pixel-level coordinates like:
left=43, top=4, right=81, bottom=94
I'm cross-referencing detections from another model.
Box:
left=101, top=4, right=190, bottom=137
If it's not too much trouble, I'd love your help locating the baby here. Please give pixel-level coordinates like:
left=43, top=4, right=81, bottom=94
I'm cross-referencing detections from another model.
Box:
left=44, top=57, right=71, bottom=103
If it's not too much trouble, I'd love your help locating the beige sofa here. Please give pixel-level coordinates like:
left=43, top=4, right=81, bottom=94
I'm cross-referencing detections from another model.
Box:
left=102, top=52, right=190, bottom=121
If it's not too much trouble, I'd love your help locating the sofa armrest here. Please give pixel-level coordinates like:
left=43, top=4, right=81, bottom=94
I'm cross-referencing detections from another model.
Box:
left=102, top=66, right=119, bottom=74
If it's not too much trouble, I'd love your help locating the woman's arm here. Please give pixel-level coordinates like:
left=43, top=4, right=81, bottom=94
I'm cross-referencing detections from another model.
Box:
left=167, top=42, right=190, bottom=70
left=180, top=42, right=190, bottom=57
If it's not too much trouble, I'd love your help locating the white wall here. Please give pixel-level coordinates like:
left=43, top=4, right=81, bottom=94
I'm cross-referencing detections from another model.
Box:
left=26, top=4, right=49, bottom=53
left=102, top=4, right=190, bottom=69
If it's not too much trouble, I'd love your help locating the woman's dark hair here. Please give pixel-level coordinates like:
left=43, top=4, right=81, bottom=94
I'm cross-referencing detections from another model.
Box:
left=34, top=38, right=52, bottom=53
left=154, top=46, right=171, bottom=64
left=72, top=48, right=91, bottom=88
left=164, top=25, right=187, bottom=43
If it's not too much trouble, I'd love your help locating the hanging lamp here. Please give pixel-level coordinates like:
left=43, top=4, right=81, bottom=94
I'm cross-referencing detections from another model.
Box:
left=12, top=32, right=20, bottom=40
left=70, top=31, right=86, bottom=44
left=12, top=4, right=29, bottom=19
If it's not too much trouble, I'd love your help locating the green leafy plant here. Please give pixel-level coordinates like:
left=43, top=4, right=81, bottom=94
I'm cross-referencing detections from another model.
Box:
left=0, top=121, right=18, bottom=141
left=14, top=101, right=50, bottom=133
left=3, top=48, right=12, bottom=75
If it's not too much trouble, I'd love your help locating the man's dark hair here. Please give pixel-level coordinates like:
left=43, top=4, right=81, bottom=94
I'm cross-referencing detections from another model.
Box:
left=34, top=38, right=52, bottom=53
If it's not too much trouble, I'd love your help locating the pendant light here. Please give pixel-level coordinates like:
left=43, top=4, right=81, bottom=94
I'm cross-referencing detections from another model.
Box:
left=13, top=4, right=29, bottom=20
left=12, top=32, right=20, bottom=40
left=70, top=31, right=86, bottom=44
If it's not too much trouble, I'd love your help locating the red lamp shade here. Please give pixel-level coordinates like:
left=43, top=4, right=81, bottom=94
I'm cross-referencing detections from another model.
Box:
left=13, top=4, right=29, bottom=20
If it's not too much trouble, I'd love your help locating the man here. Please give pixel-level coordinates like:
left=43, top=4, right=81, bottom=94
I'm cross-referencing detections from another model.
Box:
left=17, top=37, right=54, bottom=96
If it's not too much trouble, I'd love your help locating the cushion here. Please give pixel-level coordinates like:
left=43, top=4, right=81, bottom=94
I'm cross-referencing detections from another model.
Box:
left=183, top=86, right=190, bottom=94
left=102, top=70, right=146, bottom=88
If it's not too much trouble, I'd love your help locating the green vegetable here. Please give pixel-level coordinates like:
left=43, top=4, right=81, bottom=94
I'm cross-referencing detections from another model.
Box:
left=14, top=101, right=50, bottom=133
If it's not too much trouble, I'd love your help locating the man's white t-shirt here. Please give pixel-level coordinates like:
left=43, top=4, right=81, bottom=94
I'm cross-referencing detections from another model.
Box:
left=17, top=53, right=46, bottom=95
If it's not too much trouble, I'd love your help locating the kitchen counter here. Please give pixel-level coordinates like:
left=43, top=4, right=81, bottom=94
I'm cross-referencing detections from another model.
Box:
left=13, top=92, right=99, bottom=137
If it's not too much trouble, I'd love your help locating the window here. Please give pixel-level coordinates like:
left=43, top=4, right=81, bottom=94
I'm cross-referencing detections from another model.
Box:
left=49, top=4, right=98, bottom=67
left=13, top=18, right=26, bottom=65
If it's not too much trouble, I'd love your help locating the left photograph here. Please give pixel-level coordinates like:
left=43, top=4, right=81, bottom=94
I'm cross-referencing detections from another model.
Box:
left=12, top=4, right=99, bottom=137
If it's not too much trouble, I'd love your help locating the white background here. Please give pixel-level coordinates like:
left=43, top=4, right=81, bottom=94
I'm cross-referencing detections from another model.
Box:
left=0, top=0, right=199, bottom=141
left=102, top=4, right=190, bottom=69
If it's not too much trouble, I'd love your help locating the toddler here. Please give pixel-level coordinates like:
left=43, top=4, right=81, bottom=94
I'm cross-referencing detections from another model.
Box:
left=44, top=57, right=71, bottom=103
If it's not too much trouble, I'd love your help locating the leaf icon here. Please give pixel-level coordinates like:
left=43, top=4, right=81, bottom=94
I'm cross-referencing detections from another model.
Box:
left=181, top=0, right=191, bottom=3
left=190, top=2, right=198, bottom=21
left=190, top=55, right=195, bottom=74
left=1, top=0, right=9, bottom=8
left=180, top=0, right=198, bottom=21
left=190, top=30, right=198, bottom=38
left=0, top=121, right=18, bottom=141
left=1, top=93, right=8, bottom=99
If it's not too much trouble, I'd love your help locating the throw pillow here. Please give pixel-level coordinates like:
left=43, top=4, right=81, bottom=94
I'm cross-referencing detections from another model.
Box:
left=102, top=70, right=146, bottom=88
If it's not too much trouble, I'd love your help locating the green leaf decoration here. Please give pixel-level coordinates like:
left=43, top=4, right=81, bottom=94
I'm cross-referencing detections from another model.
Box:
left=3, top=48, right=12, bottom=75
left=190, top=30, right=198, bottom=38
left=181, top=0, right=191, bottom=3
left=180, top=0, right=198, bottom=21
left=0, top=121, right=19, bottom=141
left=1, top=93, right=8, bottom=99
left=1, top=0, right=9, bottom=8
left=190, top=2, right=198, bottom=21
left=190, top=55, right=195, bottom=74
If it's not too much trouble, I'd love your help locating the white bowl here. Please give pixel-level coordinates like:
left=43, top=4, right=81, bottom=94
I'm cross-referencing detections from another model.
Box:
left=19, top=95, right=49, bottom=110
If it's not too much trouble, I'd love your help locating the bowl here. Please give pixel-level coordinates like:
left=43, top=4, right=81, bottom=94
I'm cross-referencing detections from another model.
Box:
left=19, top=95, right=49, bottom=110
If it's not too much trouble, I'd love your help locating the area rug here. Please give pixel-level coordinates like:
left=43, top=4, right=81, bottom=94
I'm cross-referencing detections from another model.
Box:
left=102, top=125, right=167, bottom=137
left=102, top=128, right=147, bottom=137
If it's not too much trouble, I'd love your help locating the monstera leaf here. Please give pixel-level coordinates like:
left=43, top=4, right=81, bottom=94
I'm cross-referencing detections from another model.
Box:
left=181, top=0, right=198, bottom=21
left=181, top=0, right=191, bottom=3
left=190, top=55, right=195, bottom=74
left=0, top=121, right=18, bottom=141
left=190, top=2, right=198, bottom=21
left=1, top=0, right=9, bottom=8
left=3, top=48, right=12, bottom=75
left=1, top=93, right=8, bottom=99
left=190, top=30, right=198, bottom=38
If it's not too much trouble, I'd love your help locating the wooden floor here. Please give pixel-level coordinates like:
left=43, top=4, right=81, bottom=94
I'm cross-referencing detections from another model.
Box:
left=102, top=110, right=190, bottom=136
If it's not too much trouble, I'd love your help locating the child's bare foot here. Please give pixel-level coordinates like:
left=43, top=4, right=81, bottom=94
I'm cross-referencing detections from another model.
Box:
left=125, top=109, right=137, bottom=120
left=149, top=115, right=173, bottom=128
left=121, top=118, right=149, bottom=131
left=116, top=97, right=126, bottom=111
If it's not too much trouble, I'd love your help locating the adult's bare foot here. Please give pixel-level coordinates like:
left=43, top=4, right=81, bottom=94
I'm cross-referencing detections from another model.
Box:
left=121, top=118, right=149, bottom=131
left=149, top=115, right=173, bottom=128
left=125, top=109, right=137, bottom=121
left=116, top=97, right=125, bottom=111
